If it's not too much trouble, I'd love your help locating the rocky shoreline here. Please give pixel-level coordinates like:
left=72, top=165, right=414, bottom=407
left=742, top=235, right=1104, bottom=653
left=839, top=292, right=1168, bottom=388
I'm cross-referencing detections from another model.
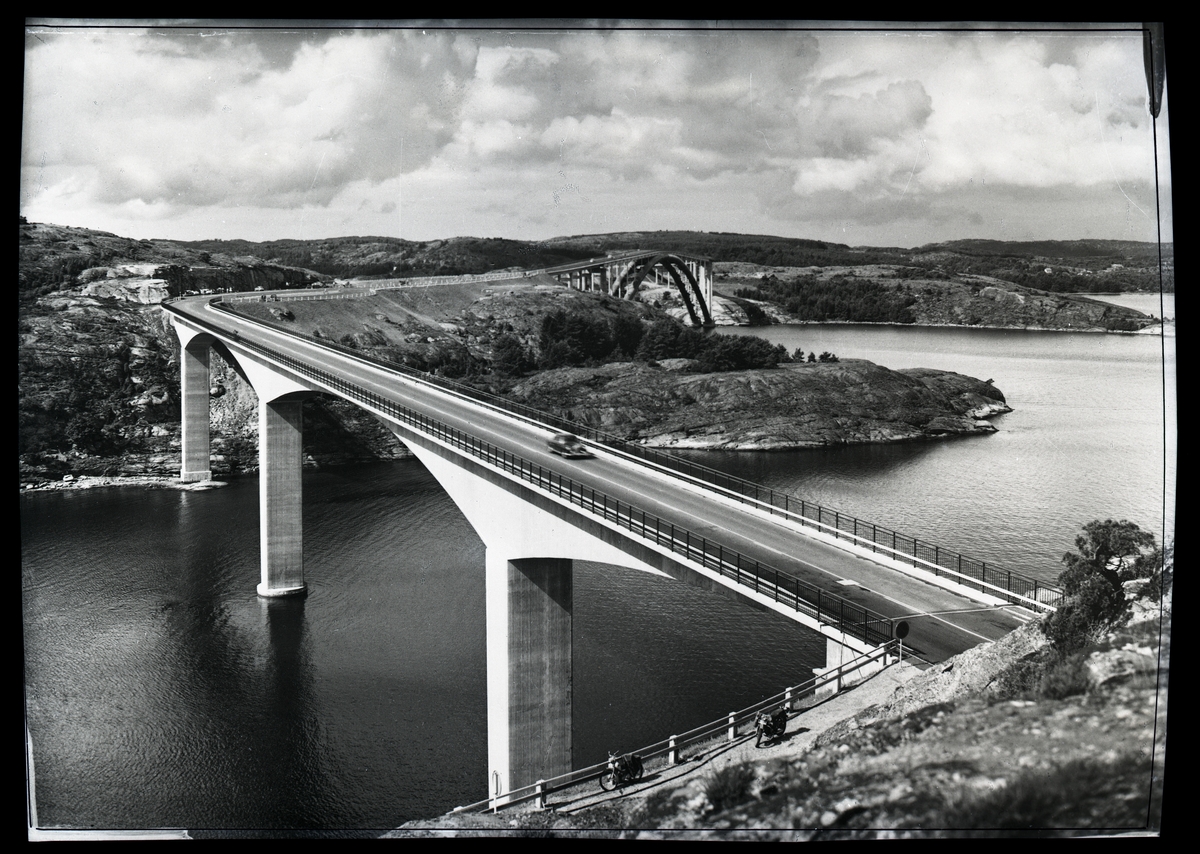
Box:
left=19, top=473, right=227, bottom=493
left=19, top=354, right=1012, bottom=487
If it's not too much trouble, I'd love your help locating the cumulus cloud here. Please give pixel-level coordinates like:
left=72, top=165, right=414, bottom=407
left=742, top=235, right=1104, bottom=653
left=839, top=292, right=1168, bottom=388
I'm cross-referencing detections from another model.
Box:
left=20, top=24, right=1168, bottom=245
left=802, top=80, right=933, bottom=159
left=22, top=27, right=479, bottom=212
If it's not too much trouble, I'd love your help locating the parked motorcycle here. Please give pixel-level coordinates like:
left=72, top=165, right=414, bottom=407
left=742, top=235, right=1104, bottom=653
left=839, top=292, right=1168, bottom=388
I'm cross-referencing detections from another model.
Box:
left=599, top=751, right=644, bottom=791
left=754, top=707, right=788, bottom=747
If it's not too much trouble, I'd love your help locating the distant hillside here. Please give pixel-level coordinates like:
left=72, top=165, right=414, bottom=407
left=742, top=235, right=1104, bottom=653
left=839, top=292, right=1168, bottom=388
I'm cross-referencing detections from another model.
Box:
left=908, top=239, right=1172, bottom=294
left=19, top=219, right=329, bottom=301
left=539, top=231, right=905, bottom=268
left=168, top=230, right=1171, bottom=294
left=917, top=238, right=1172, bottom=262
left=175, top=235, right=597, bottom=280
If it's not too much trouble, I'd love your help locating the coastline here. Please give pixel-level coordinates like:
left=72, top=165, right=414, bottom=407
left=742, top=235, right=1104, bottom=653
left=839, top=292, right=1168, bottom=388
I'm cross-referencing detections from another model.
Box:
left=724, top=317, right=1174, bottom=336
left=20, top=474, right=228, bottom=494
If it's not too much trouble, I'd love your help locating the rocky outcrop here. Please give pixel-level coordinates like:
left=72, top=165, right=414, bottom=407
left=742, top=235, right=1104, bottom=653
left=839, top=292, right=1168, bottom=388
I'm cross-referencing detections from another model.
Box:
left=507, top=359, right=1010, bottom=450
left=712, top=263, right=1161, bottom=333
left=19, top=220, right=330, bottom=305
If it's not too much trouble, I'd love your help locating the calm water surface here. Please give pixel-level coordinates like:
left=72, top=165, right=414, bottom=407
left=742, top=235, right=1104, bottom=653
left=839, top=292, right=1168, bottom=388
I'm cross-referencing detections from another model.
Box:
left=22, top=322, right=1175, bottom=833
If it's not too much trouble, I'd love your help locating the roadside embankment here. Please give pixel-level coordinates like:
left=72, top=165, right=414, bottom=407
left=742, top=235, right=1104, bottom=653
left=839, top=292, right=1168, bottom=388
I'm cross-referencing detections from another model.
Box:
left=388, top=590, right=1168, bottom=838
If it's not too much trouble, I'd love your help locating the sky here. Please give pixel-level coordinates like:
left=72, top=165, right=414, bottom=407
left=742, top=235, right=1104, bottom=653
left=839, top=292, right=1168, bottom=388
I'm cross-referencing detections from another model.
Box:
left=20, top=20, right=1173, bottom=248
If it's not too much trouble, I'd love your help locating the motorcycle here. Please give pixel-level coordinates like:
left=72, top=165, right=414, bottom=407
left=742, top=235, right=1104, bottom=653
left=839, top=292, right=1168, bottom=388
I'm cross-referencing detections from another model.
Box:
left=599, top=751, right=644, bottom=791
left=754, top=707, right=788, bottom=747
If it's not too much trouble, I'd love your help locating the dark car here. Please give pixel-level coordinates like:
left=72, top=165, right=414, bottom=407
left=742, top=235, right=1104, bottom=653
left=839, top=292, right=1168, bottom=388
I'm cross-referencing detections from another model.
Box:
left=547, top=433, right=593, bottom=459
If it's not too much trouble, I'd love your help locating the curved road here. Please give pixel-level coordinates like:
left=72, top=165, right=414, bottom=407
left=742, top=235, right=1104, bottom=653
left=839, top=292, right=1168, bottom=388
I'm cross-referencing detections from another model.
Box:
left=168, top=296, right=1034, bottom=663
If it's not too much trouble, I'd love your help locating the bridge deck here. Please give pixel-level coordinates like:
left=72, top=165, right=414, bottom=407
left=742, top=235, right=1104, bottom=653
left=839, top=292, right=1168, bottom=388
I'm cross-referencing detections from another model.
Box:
left=167, top=295, right=1034, bottom=662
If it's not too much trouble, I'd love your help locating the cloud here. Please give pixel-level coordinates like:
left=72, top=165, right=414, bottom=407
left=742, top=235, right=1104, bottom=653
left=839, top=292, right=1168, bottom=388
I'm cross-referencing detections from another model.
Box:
left=22, top=28, right=479, bottom=212
left=20, top=24, right=1169, bottom=245
left=802, top=80, right=933, bottom=159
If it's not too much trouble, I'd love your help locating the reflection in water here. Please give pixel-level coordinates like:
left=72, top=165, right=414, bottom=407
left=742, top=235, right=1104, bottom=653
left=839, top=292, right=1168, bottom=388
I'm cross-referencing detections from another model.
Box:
left=259, top=596, right=321, bottom=828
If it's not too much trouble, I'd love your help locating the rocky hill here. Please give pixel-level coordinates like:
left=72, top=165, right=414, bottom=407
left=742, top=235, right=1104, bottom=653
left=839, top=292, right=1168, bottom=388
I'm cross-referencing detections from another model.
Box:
left=230, top=279, right=1010, bottom=450
left=18, top=222, right=402, bottom=484
left=19, top=220, right=330, bottom=303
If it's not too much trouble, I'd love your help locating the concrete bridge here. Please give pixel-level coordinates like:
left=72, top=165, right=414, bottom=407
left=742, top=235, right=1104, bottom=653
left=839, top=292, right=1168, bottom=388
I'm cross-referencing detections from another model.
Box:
left=164, top=285, right=1050, bottom=803
left=540, top=251, right=715, bottom=327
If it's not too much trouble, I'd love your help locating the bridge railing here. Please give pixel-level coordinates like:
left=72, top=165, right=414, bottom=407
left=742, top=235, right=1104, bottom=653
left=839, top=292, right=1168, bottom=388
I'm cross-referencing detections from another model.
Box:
left=212, top=299, right=1062, bottom=611
left=451, top=639, right=909, bottom=814
left=170, top=301, right=895, bottom=646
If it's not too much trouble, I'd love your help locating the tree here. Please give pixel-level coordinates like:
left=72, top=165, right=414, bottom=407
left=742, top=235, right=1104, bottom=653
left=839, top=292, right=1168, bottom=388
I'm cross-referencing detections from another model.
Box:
left=491, top=333, right=534, bottom=376
left=634, top=318, right=685, bottom=361
left=1058, top=519, right=1158, bottom=595
left=1041, top=519, right=1160, bottom=652
left=610, top=314, right=645, bottom=358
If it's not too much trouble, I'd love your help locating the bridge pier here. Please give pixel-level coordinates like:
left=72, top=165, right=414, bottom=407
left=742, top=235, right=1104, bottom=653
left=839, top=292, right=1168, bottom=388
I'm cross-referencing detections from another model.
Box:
left=179, top=337, right=212, bottom=483
left=257, top=397, right=307, bottom=598
left=486, top=552, right=573, bottom=801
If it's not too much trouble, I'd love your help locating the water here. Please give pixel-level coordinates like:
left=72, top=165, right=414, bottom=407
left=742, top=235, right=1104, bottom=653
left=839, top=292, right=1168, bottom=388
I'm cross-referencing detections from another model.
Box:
left=22, top=466, right=827, bottom=832
left=21, top=323, right=1175, bottom=833
left=716, top=324, right=1176, bottom=574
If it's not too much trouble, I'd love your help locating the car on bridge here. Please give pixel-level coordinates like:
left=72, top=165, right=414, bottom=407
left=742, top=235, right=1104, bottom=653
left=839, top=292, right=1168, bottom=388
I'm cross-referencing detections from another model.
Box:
left=547, top=433, right=593, bottom=459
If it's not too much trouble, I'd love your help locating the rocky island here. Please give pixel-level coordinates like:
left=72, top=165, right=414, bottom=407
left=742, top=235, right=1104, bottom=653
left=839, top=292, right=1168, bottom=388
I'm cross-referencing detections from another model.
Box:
left=506, top=359, right=1008, bottom=450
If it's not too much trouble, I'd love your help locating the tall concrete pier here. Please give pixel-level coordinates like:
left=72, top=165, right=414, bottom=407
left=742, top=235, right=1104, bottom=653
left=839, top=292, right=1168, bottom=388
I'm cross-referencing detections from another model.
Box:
left=486, top=554, right=573, bottom=796
left=179, top=337, right=212, bottom=483
left=174, top=320, right=311, bottom=598
left=258, top=397, right=306, bottom=597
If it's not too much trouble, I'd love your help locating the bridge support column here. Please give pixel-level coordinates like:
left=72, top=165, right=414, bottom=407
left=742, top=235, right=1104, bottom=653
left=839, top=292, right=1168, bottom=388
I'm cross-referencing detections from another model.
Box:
left=701, top=260, right=712, bottom=310
left=257, top=398, right=306, bottom=598
left=180, top=340, right=212, bottom=483
left=486, top=552, right=572, bottom=801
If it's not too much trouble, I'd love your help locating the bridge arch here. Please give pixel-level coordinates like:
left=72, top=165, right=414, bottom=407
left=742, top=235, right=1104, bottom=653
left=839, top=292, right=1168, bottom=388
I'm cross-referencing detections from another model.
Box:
left=547, top=251, right=714, bottom=327
left=613, top=253, right=714, bottom=327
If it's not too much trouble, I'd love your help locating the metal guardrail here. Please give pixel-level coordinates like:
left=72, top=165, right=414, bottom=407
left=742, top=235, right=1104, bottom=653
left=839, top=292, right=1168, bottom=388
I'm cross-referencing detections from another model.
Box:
left=166, top=301, right=896, bottom=646
left=452, top=639, right=910, bottom=814
left=206, top=294, right=1063, bottom=612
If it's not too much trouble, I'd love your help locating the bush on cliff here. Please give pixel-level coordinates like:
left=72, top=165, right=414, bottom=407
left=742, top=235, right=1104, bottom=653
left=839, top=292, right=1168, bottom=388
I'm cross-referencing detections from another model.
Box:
left=1040, top=519, right=1164, bottom=653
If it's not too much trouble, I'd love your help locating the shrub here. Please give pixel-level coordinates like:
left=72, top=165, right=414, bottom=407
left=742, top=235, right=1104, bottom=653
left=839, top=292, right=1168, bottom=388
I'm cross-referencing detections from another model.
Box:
left=993, top=653, right=1050, bottom=700
left=704, top=762, right=756, bottom=813
left=1041, top=574, right=1127, bottom=653
left=1036, top=653, right=1092, bottom=699
left=935, top=753, right=1151, bottom=831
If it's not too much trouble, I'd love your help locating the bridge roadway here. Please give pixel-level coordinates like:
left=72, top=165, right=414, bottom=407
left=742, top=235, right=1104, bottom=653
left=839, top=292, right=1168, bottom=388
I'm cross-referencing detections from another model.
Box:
left=170, top=296, right=1032, bottom=664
